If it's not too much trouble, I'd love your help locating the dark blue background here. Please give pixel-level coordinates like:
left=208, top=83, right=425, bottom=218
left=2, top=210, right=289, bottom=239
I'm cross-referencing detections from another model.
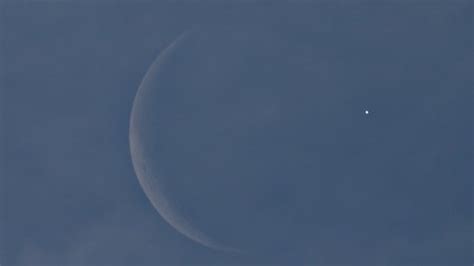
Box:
left=2, top=2, right=472, bottom=265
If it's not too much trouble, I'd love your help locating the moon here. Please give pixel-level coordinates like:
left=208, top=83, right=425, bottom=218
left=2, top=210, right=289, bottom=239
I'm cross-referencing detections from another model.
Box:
left=129, top=25, right=460, bottom=255
left=128, top=27, right=335, bottom=252
left=129, top=31, right=237, bottom=252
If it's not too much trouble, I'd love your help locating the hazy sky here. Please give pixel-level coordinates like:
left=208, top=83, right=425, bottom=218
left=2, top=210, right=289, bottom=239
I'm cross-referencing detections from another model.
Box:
left=2, top=2, right=472, bottom=265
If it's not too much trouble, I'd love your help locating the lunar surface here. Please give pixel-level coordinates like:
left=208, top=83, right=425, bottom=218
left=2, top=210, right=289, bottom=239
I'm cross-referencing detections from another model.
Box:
left=129, top=26, right=465, bottom=254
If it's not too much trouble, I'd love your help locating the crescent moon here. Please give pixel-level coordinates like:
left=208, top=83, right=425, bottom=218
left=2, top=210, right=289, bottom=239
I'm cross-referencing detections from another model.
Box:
left=129, top=31, right=239, bottom=252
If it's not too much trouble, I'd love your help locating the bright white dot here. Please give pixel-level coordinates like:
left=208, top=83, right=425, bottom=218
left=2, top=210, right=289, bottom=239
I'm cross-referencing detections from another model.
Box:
left=365, top=110, right=369, bottom=115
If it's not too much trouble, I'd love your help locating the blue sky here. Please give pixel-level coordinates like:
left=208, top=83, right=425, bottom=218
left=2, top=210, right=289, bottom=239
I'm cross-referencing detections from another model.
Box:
left=1, top=2, right=472, bottom=265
